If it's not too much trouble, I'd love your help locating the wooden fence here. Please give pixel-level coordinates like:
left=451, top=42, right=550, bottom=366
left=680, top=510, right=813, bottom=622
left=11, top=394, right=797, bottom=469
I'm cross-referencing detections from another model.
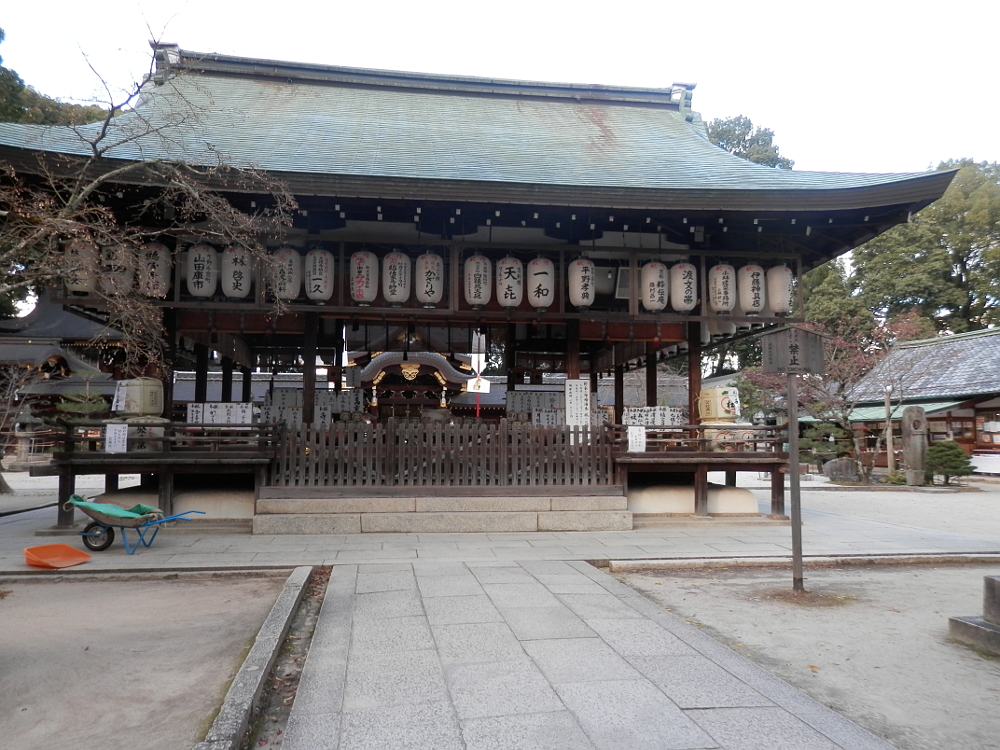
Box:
left=268, top=418, right=618, bottom=487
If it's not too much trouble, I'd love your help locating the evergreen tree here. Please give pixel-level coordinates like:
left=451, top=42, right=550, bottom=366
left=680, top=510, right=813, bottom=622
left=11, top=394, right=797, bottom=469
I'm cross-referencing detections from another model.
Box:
left=0, top=27, right=105, bottom=125
left=853, top=160, right=1000, bottom=333
left=706, top=115, right=794, bottom=169
left=924, top=440, right=974, bottom=485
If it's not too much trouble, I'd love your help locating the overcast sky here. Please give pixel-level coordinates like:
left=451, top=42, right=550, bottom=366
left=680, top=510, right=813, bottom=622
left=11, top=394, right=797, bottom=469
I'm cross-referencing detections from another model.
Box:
left=3, top=0, right=995, bottom=174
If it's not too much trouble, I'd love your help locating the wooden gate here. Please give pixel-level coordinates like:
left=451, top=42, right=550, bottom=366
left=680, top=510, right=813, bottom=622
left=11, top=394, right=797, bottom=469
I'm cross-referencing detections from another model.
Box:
left=268, top=418, right=617, bottom=487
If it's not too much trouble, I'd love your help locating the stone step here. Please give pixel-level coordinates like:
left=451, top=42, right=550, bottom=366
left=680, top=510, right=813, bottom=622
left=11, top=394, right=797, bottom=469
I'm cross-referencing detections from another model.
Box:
left=252, top=510, right=632, bottom=534
left=256, top=495, right=627, bottom=515
left=949, top=575, right=1000, bottom=655
left=258, top=485, right=625, bottom=499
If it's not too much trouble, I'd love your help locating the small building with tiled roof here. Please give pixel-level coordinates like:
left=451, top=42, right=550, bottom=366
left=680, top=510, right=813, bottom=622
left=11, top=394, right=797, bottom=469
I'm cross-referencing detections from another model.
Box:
left=849, top=329, right=1000, bottom=463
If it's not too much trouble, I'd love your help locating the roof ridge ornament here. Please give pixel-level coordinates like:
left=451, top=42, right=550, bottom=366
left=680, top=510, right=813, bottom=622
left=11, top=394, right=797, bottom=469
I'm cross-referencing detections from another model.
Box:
left=671, top=82, right=696, bottom=122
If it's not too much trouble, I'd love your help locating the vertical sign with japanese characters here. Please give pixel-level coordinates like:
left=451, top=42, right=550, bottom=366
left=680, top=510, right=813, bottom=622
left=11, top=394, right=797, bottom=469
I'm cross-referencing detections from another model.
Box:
left=105, top=423, right=129, bottom=454
left=564, top=379, right=591, bottom=428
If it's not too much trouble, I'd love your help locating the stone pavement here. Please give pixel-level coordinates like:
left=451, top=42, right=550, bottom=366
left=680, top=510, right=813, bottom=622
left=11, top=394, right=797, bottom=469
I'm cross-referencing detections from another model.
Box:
left=282, top=559, right=904, bottom=750
left=5, top=474, right=1000, bottom=749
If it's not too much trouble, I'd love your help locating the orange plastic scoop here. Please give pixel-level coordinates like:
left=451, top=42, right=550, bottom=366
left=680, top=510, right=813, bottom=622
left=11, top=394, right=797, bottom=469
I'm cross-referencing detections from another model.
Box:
left=24, top=544, right=92, bottom=569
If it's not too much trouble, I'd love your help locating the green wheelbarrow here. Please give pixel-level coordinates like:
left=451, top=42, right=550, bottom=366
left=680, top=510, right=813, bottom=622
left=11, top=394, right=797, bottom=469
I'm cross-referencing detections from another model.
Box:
left=66, top=495, right=205, bottom=554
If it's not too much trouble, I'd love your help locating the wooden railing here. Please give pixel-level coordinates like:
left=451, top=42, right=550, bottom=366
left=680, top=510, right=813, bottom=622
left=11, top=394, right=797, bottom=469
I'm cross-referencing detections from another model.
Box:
left=616, top=424, right=786, bottom=454
left=269, top=418, right=618, bottom=487
left=47, top=421, right=282, bottom=462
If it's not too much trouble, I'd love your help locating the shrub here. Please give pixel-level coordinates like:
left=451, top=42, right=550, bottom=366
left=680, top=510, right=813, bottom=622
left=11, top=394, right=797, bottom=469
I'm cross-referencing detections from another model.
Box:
left=924, top=440, right=974, bottom=486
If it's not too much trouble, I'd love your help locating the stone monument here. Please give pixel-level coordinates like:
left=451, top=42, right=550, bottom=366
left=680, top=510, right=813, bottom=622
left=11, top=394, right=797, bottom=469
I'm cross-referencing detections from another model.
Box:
left=901, top=405, right=927, bottom=486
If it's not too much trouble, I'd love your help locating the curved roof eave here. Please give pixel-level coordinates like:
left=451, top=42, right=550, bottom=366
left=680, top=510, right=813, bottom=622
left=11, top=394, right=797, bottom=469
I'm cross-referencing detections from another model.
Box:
left=0, top=140, right=954, bottom=216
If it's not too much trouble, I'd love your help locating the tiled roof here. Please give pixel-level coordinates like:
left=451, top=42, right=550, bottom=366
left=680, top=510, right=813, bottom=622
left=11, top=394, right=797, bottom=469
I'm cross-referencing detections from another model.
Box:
left=0, top=48, right=952, bottom=210
left=0, top=299, right=121, bottom=342
left=851, top=329, right=1000, bottom=402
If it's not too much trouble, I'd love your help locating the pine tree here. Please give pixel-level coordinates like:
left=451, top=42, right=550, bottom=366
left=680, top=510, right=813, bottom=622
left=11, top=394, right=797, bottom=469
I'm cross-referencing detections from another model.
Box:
left=924, top=440, right=974, bottom=485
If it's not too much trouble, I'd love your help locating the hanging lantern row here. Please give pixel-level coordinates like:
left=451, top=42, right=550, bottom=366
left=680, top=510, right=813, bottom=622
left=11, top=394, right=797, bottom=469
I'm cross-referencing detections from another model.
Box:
left=65, top=240, right=172, bottom=298
left=65, top=241, right=795, bottom=316
left=696, top=262, right=795, bottom=316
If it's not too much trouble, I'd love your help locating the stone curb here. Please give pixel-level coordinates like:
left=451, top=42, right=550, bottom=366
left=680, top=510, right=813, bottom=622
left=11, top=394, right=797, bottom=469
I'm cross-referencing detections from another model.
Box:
left=193, top=565, right=313, bottom=750
left=608, top=553, right=1000, bottom=572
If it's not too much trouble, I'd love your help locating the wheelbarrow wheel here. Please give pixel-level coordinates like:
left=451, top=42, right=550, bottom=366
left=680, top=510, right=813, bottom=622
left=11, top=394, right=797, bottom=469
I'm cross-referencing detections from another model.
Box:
left=82, top=522, right=115, bottom=551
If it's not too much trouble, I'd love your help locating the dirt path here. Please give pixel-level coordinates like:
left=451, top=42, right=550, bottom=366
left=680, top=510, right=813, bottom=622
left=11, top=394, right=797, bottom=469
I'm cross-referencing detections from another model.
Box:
left=623, top=564, right=1000, bottom=750
left=0, top=575, right=285, bottom=750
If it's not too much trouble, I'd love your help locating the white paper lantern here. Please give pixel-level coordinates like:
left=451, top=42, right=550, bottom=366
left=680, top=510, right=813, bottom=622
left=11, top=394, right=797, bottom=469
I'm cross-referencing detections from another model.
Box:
left=640, top=261, right=669, bottom=312
left=670, top=262, right=697, bottom=312
left=732, top=296, right=752, bottom=331
left=100, top=246, right=134, bottom=295
left=304, top=249, right=335, bottom=302
left=568, top=258, right=596, bottom=308
left=272, top=247, right=302, bottom=300
left=526, top=257, right=555, bottom=311
left=186, top=244, right=218, bottom=297
left=766, top=265, right=795, bottom=314
left=221, top=245, right=253, bottom=299
left=496, top=256, right=523, bottom=311
left=708, top=264, right=735, bottom=313
left=714, top=313, right=736, bottom=338
left=415, top=252, right=444, bottom=306
left=737, top=264, right=766, bottom=314
left=64, top=240, right=98, bottom=294
left=382, top=250, right=411, bottom=306
left=464, top=254, right=492, bottom=309
left=140, top=242, right=171, bottom=298
left=350, top=250, right=378, bottom=304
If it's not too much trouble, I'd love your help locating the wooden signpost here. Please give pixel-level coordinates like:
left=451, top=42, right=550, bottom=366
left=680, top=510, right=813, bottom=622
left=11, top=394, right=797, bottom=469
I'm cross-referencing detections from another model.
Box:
left=761, top=327, right=825, bottom=592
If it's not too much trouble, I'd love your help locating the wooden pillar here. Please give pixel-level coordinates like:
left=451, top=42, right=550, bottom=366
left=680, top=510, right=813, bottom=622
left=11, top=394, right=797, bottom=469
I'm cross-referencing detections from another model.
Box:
left=221, top=357, right=234, bottom=402
left=105, top=474, right=119, bottom=493
left=567, top=320, right=581, bottom=380
left=194, top=343, right=209, bottom=404
left=332, top=318, right=345, bottom=392
left=614, top=363, right=625, bottom=425
left=158, top=469, right=174, bottom=516
left=770, top=467, right=786, bottom=517
left=241, top=366, right=253, bottom=403
left=645, top=343, right=657, bottom=407
left=56, top=471, right=76, bottom=527
left=694, top=464, right=709, bottom=516
left=725, top=470, right=737, bottom=487
left=590, top=369, right=598, bottom=394
left=162, top=308, right=177, bottom=418
left=302, top=313, right=318, bottom=425
left=506, top=323, right=518, bottom=390
left=687, top=322, right=701, bottom=424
